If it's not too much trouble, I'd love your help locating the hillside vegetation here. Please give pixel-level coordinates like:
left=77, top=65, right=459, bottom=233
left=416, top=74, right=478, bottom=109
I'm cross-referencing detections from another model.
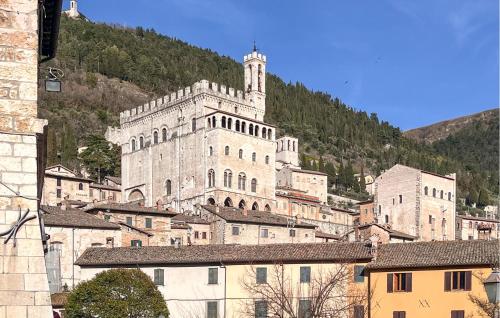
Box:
left=39, top=16, right=498, bottom=205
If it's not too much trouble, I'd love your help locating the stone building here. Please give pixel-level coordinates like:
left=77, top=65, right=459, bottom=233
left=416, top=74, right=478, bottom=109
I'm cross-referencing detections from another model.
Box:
left=41, top=206, right=121, bottom=292
left=41, top=164, right=92, bottom=206
left=455, top=215, right=500, bottom=240
left=349, top=223, right=416, bottom=244
left=171, top=213, right=211, bottom=245
left=107, top=49, right=276, bottom=213
left=373, top=164, right=456, bottom=241
left=85, top=202, right=177, bottom=246
left=0, top=0, right=62, bottom=316
left=357, top=199, right=375, bottom=225
left=201, top=205, right=316, bottom=245
left=89, top=176, right=122, bottom=203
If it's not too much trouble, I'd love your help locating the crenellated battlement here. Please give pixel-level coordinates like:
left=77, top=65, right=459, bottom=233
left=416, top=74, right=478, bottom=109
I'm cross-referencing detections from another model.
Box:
left=119, top=79, right=250, bottom=124
left=243, top=51, right=267, bottom=62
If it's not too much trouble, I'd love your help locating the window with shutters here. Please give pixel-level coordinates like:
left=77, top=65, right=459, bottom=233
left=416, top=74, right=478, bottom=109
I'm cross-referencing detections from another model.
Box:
left=208, top=268, right=218, bottom=284
left=298, top=299, right=311, bottom=318
left=154, top=269, right=164, bottom=285
left=131, top=240, right=142, bottom=247
left=300, top=266, right=311, bottom=283
left=256, top=267, right=267, bottom=284
left=354, top=305, right=364, bottom=318
left=207, top=301, right=218, bottom=318
left=444, top=271, right=471, bottom=291
left=451, top=310, right=465, bottom=318
left=354, top=265, right=365, bottom=283
left=255, top=300, right=268, bottom=318
left=393, top=311, right=406, bottom=318
left=387, top=273, right=412, bottom=292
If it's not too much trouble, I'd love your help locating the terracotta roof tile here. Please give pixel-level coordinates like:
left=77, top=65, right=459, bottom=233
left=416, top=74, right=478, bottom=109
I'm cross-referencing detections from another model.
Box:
left=366, top=239, right=500, bottom=270
left=86, top=202, right=177, bottom=217
left=41, top=206, right=120, bottom=230
left=203, top=205, right=316, bottom=229
left=172, top=214, right=210, bottom=224
left=75, top=242, right=373, bottom=266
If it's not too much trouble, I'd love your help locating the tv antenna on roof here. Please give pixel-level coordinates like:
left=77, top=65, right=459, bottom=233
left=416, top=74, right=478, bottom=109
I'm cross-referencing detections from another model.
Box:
left=253, top=40, right=257, bottom=52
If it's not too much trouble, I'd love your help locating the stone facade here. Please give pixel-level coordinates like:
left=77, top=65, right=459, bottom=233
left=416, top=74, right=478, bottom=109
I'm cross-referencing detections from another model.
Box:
left=0, top=0, right=52, bottom=316
left=358, top=200, right=375, bottom=225
left=276, top=167, right=328, bottom=204
left=455, top=215, right=500, bottom=240
left=373, top=164, right=456, bottom=241
left=41, top=165, right=91, bottom=206
left=275, top=135, right=299, bottom=169
left=86, top=203, right=177, bottom=246
left=108, top=50, right=276, bottom=213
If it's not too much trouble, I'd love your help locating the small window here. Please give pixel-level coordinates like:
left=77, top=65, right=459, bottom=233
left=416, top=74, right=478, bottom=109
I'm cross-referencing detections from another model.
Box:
left=385, top=215, right=389, bottom=223
left=429, top=215, right=433, bottom=224
left=145, top=218, right=152, bottom=229
left=354, top=265, right=365, bottom=283
left=202, top=232, right=207, bottom=239
left=424, top=186, right=428, bottom=195
left=354, top=305, right=365, bottom=318
left=106, top=237, right=114, bottom=248
left=387, top=273, right=412, bottom=292
left=300, top=266, right=311, bottom=283
left=209, top=146, right=213, bottom=156
left=448, top=192, right=452, bottom=201
left=194, top=231, right=199, bottom=239
left=154, top=269, right=164, bottom=285
left=393, top=311, right=406, bottom=318
left=131, top=139, right=136, bottom=151
left=126, top=217, right=133, bottom=226
left=162, top=128, right=167, bottom=141
left=298, top=299, right=311, bottom=318
left=433, top=188, right=437, bottom=197
left=260, top=228, right=269, bottom=238
left=289, top=229, right=296, bottom=237
left=192, top=117, right=197, bottom=132
left=222, top=116, right=227, bottom=128
left=251, top=178, right=257, bottom=192
left=451, top=310, right=465, bottom=318
left=208, top=268, right=218, bottom=284
left=225, top=146, right=230, bottom=156
left=239, top=149, right=243, bottom=159
left=104, top=215, right=111, bottom=222
left=78, top=183, right=83, bottom=190
left=227, top=118, right=232, bottom=130
left=444, top=271, right=471, bottom=291
left=207, top=301, right=218, bottom=318
left=91, top=243, right=103, bottom=247
left=440, top=190, right=444, bottom=199
left=153, top=131, right=158, bottom=144
left=56, top=189, right=61, bottom=198
left=252, top=152, right=256, bottom=162
left=131, top=240, right=142, bottom=247
left=265, top=155, right=269, bottom=164
left=256, top=267, right=267, bottom=284
left=232, top=226, right=240, bottom=236
left=56, top=177, right=61, bottom=186
left=255, top=300, right=268, bottom=318
left=399, top=195, right=402, bottom=203
left=139, top=136, right=144, bottom=149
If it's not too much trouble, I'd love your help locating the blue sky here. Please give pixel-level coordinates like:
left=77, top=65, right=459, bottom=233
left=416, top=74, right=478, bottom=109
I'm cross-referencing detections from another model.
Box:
left=67, top=0, right=498, bottom=130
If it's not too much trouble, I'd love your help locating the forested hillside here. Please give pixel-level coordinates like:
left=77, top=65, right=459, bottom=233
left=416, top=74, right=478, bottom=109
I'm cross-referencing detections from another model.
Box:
left=39, top=16, right=498, bottom=205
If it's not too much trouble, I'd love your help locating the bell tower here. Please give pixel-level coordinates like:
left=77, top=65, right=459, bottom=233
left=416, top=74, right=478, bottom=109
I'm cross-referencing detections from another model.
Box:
left=244, top=43, right=266, bottom=112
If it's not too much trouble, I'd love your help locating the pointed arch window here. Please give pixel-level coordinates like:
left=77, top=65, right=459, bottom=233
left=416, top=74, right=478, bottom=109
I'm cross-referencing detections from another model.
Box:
left=440, top=190, right=444, bottom=199
left=235, top=120, right=240, bottom=132
left=153, top=131, right=159, bottom=144
left=131, top=139, right=136, bottom=151
left=208, top=169, right=215, bottom=188
left=166, top=179, right=172, bottom=196
left=227, top=118, right=232, bottom=130
left=139, top=136, right=144, bottom=149
left=432, top=188, right=437, bottom=198
left=262, top=128, right=267, bottom=139
left=241, top=122, right=246, bottom=133
left=212, top=116, right=216, bottom=128
left=162, top=128, right=167, bottom=142
left=207, top=118, right=212, bottom=128
left=251, top=178, right=257, bottom=192
left=424, top=186, right=429, bottom=195
left=255, top=125, right=259, bottom=137
left=225, top=146, right=230, bottom=156
left=222, top=116, right=227, bottom=128
left=224, top=170, right=233, bottom=188
left=238, top=173, right=246, bottom=191
left=192, top=118, right=197, bottom=132
left=249, top=124, right=254, bottom=135
left=267, top=129, right=272, bottom=140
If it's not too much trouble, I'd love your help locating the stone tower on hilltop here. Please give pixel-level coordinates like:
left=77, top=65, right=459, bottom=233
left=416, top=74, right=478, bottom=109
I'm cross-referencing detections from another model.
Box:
left=66, top=0, right=80, bottom=18
left=108, top=48, right=276, bottom=212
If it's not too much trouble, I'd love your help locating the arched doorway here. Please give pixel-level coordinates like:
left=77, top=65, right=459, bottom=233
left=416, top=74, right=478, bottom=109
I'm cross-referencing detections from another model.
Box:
left=207, top=198, right=216, bottom=205
left=238, top=200, right=246, bottom=209
left=224, top=197, right=233, bottom=207
left=264, top=204, right=271, bottom=212
left=251, top=202, right=259, bottom=211
left=128, top=189, right=145, bottom=202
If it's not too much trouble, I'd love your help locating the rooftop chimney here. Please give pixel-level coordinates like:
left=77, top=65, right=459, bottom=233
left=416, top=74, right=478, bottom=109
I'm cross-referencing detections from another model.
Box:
left=368, top=234, right=379, bottom=260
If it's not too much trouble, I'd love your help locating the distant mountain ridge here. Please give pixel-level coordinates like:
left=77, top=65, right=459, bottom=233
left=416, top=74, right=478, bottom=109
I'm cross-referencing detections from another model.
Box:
left=404, top=108, right=498, bottom=144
